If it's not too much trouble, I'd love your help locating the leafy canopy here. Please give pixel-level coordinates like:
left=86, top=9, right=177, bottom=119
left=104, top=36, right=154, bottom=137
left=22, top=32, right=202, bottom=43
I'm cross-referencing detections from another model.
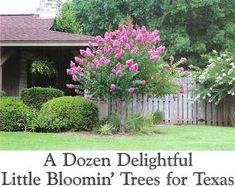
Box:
left=53, top=2, right=83, bottom=34
left=64, top=0, right=235, bottom=67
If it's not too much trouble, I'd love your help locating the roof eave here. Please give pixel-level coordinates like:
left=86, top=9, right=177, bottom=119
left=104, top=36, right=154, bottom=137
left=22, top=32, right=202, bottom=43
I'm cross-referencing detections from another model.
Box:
left=0, top=41, right=97, bottom=47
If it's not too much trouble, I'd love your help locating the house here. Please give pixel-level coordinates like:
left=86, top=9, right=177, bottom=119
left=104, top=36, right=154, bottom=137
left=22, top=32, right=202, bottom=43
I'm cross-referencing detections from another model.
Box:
left=0, top=0, right=95, bottom=96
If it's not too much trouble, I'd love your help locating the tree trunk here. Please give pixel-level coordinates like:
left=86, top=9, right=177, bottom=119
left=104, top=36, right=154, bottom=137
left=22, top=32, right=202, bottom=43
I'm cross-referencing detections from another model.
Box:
left=118, top=100, right=128, bottom=132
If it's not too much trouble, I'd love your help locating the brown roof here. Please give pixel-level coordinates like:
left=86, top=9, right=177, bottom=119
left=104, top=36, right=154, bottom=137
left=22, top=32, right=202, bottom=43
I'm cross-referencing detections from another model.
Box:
left=0, top=14, right=95, bottom=44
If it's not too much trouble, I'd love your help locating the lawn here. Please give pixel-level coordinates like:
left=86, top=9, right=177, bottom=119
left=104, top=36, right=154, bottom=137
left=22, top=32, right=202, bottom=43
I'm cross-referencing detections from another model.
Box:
left=1, top=125, right=235, bottom=150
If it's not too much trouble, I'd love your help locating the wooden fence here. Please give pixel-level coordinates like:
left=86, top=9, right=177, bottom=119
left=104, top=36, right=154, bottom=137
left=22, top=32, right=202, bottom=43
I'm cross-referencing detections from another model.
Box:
left=107, top=77, right=235, bottom=126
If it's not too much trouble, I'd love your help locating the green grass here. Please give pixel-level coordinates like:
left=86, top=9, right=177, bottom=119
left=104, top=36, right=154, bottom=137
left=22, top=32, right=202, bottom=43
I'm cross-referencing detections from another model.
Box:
left=1, top=125, right=235, bottom=150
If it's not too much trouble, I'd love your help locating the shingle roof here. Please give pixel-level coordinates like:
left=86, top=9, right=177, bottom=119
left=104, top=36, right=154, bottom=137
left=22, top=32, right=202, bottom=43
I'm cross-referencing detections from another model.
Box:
left=0, top=14, right=95, bottom=43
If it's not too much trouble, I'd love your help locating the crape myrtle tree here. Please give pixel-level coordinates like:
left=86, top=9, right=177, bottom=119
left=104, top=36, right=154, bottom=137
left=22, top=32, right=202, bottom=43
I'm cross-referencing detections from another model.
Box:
left=60, top=0, right=235, bottom=67
left=66, top=21, right=189, bottom=130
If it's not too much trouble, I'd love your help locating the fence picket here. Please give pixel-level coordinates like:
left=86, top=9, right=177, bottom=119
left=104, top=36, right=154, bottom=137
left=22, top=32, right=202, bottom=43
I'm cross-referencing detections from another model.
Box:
left=107, top=77, right=234, bottom=126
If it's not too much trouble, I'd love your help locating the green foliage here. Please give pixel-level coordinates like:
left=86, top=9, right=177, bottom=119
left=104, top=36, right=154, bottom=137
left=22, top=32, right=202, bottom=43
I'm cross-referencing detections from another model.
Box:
left=31, top=114, right=67, bottom=133
left=69, top=0, right=235, bottom=67
left=98, top=124, right=112, bottom=135
left=0, top=97, right=32, bottom=131
left=0, top=91, right=6, bottom=98
left=193, top=50, right=235, bottom=104
left=31, top=58, right=57, bottom=77
left=125, top=114, right=145, bottom=133
left=152, top=110, right=164, bottom=124
left=39, top=96, right=99, bottom=132
left=98, top=114, right=121, bottom=133
left=21, top=87, right=64, bottom=110
left=53, top=2, right=83, bottom=34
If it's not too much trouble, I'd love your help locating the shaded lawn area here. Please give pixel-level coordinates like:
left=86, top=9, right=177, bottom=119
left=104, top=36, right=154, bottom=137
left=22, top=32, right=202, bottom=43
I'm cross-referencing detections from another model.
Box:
left=1, top=125, right=235, bottom=150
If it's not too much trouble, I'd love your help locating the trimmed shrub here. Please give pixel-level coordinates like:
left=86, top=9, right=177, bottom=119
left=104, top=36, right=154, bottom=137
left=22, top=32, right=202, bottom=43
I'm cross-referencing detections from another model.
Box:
left=21, top=87, right=64, bottom=110
left=39, top=96, right=99, bottom=132
left=0, top=90, right=6, bottom=98
left=0, top=97, right=31, bottom=131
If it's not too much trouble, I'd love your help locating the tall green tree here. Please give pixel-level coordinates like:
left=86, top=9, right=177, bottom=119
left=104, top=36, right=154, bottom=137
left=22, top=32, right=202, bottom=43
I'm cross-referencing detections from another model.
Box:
left=64, top=0, right=235, bottom=67
left=53, top=2, right=83, bottom=34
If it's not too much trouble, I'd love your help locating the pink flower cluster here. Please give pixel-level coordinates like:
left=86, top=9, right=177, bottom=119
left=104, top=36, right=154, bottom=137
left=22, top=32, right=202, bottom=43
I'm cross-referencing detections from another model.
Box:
left=66, top=23, right=172, bottom=98
left=148, top=45, right=165, bottom=61
left=125, top=59, right=138, bottom=72
left=95, top=25, right=163, bottom=62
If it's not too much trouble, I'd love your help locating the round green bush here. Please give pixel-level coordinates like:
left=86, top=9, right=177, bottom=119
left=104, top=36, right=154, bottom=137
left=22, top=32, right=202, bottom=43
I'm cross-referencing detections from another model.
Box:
left=0, top=97, right=31, bottom=131
left=21, top=87, right=64, bottom=110
left=39, top=96, right=99, bottom=132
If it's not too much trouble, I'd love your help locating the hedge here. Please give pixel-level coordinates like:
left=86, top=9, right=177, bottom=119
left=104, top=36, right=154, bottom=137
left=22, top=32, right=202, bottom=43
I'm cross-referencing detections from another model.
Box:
left=38, top=96, right=99, bottom=132
left=0, top=97, right=31, bottom=131
left=21, top=87, right=64, bottom=110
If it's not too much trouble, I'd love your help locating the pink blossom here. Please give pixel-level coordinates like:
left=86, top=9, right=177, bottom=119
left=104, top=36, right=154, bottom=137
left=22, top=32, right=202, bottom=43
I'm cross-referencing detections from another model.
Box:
left=131, top=29, right=137, bottom=37
left=88, top=41, right=94, bottom=48
left=126, top=59, right=134, bottom=68
left=116, top=63, right=122, bottom=71
left=111, top=31, right=116, bottom=37
left=141, top=26, right=147, bottom=33
left=141, top=80, right=146, bottom=85
left=75, top=89, right=80, bottom=94
left=120, top=35, right=128, bottom=43
left=80, top=48, right=93, bottom=57
left=103, top=46, right=113, bottom=54
left=130, top=63, right=138, bottom=72
left=156, top=45, right=165, bottom=54
left=96, top=49, right=102, bottom=55
left=80, top=49, right=87, bottom=56
left=180, top=57, right=187, bottom=64
left=131, top=48, right=138, bottom=54
left=74, top=57, right=80, bottom=64
left=100, top=57, right=110, bottom=65
left=72, top=74, right=78, bottom=81
left=128, top=87, right=135, bottom=93
left=84, top=94, right=92, bottom=100
left=135, top=33, right=143, bottom=42
left=93, top=58, right=100, bottom=68
left=67, top=65, right=83, bottom=75
left=70, top=61, right=75, bottom=67
left=114, top=48, right=123, bottom=59
left=153, top=36, right=160, bottom=43
left=66, top=84, right=74, bottom=89
left=150, top=30, right=160, bottom=43
left=116, top=70, right=123, bottom=77
left=150, top=54, right=160, bottom=61
left=111, top=68, right=116, bottom=74
left=74, top=57, right=85, bottom=64
left=96, top=36, right=104, bottom=46
left=77, top=66, right=83, bottom=72
left=110, top=84, right=116, bottom=91
left=124, top=43, right=131, bottom=50
left=148, top=49, right=161, bottom=61
left=113, top=40, right=120, bottom=47
left=104, top=32, right=112, bottom=41
left=66, top=69, right=71, bottom=75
